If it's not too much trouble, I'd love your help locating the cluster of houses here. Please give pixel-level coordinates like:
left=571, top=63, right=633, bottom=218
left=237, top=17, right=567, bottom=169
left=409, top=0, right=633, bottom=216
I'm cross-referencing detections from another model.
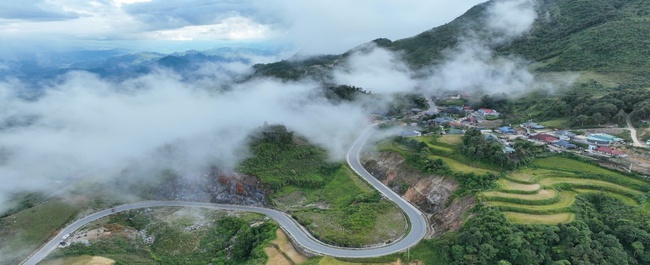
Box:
left=422, top=106, right=500, bottom=134
left=397, top=100, right=631, bottom=159
left=489, top=123, right=629, bottom=158
left=521, top=130, right=628, bottom=158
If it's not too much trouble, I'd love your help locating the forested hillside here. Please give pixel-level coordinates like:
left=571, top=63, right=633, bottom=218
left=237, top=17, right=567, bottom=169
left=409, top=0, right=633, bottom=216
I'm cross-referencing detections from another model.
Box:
left=255, top=0, right=650, bottom=87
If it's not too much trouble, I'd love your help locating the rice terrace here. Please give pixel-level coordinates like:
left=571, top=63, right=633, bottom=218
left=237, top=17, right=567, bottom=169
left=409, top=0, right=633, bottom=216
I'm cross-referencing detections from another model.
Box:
left=390, top=134, right=650, bottom=226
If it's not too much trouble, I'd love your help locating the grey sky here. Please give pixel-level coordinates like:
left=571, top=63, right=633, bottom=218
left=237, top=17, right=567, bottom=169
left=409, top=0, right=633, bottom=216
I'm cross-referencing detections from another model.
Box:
left=0, top=0, right=487, bottom=54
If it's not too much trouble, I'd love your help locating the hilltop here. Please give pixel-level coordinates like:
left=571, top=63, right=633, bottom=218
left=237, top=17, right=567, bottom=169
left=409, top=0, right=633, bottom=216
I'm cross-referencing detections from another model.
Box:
left=255, top=0, right=650, bottom=87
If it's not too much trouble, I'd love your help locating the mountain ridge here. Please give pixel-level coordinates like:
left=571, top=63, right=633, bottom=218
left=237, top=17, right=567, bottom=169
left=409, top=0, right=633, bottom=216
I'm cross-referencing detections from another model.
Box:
left=254, top=0, right=650, bottom=87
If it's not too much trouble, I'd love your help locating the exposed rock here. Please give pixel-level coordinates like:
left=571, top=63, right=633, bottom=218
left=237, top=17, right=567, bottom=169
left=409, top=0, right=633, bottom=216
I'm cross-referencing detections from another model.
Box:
left=362, top=151, right=475, bottom=238
left=154, top=167, right=268, bottom=206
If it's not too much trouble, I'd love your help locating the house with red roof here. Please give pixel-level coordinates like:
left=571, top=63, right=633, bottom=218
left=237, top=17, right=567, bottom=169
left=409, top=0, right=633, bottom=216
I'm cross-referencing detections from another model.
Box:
left=478, top=108, right=497, bottom=115
left=477, top=108, right=500, bottom=120
left=530, top=133, right=558, bottom=143
left=449, top=121, right=463, bottom=127
left=594, top=146, right=627, bottom=158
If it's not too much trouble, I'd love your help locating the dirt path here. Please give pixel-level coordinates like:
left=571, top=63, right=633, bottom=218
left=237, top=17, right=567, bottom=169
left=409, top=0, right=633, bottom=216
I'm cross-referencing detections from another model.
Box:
left=626, top=114, right=644, bottom=147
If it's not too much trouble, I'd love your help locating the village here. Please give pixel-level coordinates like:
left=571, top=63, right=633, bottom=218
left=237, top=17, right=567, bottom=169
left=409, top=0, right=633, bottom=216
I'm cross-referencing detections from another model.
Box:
left=377, top=93, right=650, bottom=175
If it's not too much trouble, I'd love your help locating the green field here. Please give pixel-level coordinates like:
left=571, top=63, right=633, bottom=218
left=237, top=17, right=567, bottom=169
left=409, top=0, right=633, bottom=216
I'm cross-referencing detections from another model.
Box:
left=509, top=168, right=576, bottom=183
left=482, top=157, right=650, bottom=224
left=0, top=200, right=80, bottom=265
left=533, top=157, right=636, bottom=181
left=429, top=155, right=497, bottom=175
left=488, top=191, right=576, bottom=212
left=413, top=136, right=454, bottom=153
left=497, top=179, right=541, bottom=192
left=504, top=212, right=575, bottom=225
left=540, top=118, right=569, bottom=129
left=438, top=135, right=463, bottom=145
left=483, top=189, right=557, bottom=201
left=574, top=189, right=639, bottom=206
left=539, top=177, right=644, bottom=195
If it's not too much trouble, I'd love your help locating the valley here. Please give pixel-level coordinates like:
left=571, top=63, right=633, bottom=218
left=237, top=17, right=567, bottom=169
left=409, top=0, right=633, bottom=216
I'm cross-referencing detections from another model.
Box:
left=3, top=0, right=650, bottom=264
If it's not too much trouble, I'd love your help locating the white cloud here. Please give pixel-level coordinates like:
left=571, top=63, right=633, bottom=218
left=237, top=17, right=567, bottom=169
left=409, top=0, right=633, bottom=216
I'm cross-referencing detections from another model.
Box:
left=421, top=0, right=540, bottom=95
left=147, top=16, right=270, bottom=41
left=425, top=40, right=535, bottom=95
left=255, top=0, right=487, bottom=54
left=0, top=1, right=489, bottom=55
left=113, top=0, right=152, bottom=7
left=486, top=0, right=537, bottom=42
left=333, top=46, right=417, bottom=94
left=0, top=61, right=368, bottom=205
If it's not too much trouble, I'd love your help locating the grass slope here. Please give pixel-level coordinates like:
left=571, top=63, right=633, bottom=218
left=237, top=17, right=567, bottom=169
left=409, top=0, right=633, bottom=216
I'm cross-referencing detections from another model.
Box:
left=241, top=125, right=405, bottom=247
left=46, top=208, right=277, bottom=265
left=488, top=191, right=576, bottom=213
left=0, top=200, right=79, bottom=265
left=504, top=212, right=575, bottom=225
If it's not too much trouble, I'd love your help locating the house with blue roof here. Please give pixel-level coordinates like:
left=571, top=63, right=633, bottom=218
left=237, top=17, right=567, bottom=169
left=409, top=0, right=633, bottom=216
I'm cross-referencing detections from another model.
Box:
left=431, top=117, right=454, bottom=124
left=498, top=126, right=516, bottom=134
left=586, top=133, right=624, bottom=145
left=553, top=140, right=577, bottom=149
left=400, top=130, right=422, bottom=137
left=522, top=121, right=545, bottom=129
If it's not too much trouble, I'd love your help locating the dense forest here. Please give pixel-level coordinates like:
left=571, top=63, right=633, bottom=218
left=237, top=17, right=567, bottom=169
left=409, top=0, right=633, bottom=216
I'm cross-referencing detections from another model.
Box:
left=440, top=194, right=650, bottom=265
left=477, top=85, right=650, bottom=127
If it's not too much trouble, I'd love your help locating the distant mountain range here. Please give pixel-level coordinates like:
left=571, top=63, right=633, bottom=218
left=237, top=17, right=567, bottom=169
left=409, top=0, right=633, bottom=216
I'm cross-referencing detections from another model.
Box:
left=0, top=47, right=279, bottom=87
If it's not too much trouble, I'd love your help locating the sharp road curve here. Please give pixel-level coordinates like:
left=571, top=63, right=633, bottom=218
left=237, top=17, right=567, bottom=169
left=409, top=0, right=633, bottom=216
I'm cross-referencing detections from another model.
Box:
left=22, top=124, right=427, bottom=265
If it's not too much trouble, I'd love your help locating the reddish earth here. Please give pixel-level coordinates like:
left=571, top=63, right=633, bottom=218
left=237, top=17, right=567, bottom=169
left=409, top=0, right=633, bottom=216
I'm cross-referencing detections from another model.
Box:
left=363, top=151, right=475, bottom=238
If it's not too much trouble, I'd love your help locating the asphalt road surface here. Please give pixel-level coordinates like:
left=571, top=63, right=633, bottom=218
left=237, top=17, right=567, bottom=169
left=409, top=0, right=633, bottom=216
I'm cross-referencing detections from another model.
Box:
left=22, top=124, right=427, bottom=264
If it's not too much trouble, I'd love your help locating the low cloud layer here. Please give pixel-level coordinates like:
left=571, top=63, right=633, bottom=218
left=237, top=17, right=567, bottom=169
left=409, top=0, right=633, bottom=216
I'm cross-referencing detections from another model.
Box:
left=0, top=62, right=367, bottom=205
left=333, top=48, right=417, bottom=94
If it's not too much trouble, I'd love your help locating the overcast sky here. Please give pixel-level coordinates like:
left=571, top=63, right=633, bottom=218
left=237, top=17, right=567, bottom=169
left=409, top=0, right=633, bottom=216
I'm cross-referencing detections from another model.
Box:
left=0, top=0, right=486, bottom=55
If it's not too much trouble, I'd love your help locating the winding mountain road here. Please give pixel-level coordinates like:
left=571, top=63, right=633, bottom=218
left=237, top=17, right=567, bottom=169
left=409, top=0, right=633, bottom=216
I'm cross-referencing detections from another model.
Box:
left=22, top=124, right=427, bottom=265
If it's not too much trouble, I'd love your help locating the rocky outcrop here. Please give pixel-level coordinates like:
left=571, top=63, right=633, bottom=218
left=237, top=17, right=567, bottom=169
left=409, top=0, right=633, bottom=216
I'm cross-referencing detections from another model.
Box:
left=154, top=168, right=268, bottom=206
left=362, top=151, right=475, bottom=238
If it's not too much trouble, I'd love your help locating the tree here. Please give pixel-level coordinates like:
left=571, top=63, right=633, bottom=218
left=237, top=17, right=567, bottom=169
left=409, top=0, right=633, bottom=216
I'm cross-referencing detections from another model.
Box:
left=591, top=112, right=605, bottom=125
left=575, top=115, right=589, bottom=127
left=613, top=110, right=627, bottom=125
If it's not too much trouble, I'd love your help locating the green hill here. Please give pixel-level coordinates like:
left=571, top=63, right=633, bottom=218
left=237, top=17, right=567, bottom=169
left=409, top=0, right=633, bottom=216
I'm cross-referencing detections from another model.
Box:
left=255, top=0, right=650, bottom=87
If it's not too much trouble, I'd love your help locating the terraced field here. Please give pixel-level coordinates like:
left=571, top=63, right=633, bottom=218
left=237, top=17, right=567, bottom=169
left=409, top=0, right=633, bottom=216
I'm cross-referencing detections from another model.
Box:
left=483, top=189, right=557, bottom=201
left=504, top=212, right=575, bottom=225
left=429, top=155, right=497, bottom=175
left=488, top=191, right=576, bottom=213
left=394, top=136, right=650, bottom=226
left=483, top=157, right=650, bottom=225
left=413, top=136, right=454, bottom=153
left=497, top=179, right=540, bottom=192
